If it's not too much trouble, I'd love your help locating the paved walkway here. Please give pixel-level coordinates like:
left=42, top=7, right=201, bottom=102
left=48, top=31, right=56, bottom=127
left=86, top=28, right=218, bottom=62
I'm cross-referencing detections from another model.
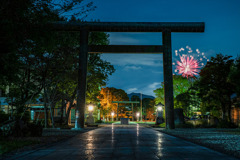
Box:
left=9, top=124, right=238, bottom=160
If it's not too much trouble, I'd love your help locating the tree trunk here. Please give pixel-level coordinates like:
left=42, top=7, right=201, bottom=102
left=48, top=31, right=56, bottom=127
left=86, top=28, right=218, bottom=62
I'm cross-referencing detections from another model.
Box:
left=227, top=103, right=232, bottom=122
left=43, top=85, right=48, bottom=128
left=65, top=101, right=73, bottom=125
left=221, top=104, right=227, bottom=120
left=60, top=99, right=64, bottom=125
left=49, top=102, right=55, bottom=128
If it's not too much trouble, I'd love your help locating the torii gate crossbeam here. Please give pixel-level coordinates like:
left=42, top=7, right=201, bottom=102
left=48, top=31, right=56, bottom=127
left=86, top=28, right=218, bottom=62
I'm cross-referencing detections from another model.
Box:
left=49, top=22, right=205, bottom=129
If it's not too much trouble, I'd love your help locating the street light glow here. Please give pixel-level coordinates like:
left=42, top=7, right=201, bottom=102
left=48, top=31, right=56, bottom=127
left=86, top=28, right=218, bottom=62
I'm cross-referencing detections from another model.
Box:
left=136, top=113, right=140, bottom=117
left=88, top=105, right=94, bottom=112
left=111, top=112, right=114, bottom=116
left=157, top=106, right=163, bottom=111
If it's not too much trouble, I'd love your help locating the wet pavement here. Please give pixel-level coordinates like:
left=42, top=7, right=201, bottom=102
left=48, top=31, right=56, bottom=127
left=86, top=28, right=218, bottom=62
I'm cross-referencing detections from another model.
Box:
left=9, top=124, right=239, bottom=160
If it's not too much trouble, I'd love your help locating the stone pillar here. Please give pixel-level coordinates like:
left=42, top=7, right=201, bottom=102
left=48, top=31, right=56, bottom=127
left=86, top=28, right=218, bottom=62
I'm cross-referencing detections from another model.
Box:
left=162, top=29, right=175, bottom=129
left=76, top=29, right=89, bottom=129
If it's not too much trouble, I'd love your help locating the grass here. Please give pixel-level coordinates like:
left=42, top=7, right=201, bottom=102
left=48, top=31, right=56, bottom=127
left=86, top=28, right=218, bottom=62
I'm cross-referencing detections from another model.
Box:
left=0, top=138, right=39, bottom=155
left=135, top=121, right=155, bottom=124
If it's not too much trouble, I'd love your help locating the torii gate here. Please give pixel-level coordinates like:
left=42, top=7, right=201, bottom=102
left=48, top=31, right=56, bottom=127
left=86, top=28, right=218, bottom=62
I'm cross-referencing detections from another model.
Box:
left=112, top=101, right=140, bottom=121
left=49, top=22, right=205, bottom=129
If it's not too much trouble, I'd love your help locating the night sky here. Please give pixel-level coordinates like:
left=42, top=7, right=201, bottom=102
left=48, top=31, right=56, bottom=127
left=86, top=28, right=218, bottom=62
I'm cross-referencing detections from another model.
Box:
left=84, top=0, right=240, bottom=96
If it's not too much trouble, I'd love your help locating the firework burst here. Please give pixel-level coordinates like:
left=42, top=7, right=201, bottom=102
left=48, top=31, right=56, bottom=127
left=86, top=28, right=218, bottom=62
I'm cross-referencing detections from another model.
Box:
left=173, top=46, right=209, bottom=78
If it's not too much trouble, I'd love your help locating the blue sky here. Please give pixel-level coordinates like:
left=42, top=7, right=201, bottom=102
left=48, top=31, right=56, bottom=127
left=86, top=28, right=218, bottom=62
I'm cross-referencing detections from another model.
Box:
left=84, top=0, right=240, bottom=96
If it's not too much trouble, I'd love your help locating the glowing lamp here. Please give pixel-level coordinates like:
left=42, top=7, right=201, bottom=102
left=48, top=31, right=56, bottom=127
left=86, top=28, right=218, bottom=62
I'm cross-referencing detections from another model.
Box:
left=157, top=106, right=163, bottom=111
left=88, top=105, right=94, bottom=112
left=136, top=113, right=140, bottom=117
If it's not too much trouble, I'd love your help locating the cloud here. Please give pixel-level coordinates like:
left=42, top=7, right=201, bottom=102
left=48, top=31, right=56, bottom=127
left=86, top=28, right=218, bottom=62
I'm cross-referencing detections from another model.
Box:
left=109, top=34, right=140, bottom=44
left=127, top=88, right=138, bottom=92
left=108, top=32, right=161, bottom=45
left=148, top=82, right=161, bottom=89
left=101, top=54, right=163, bottom=67
left=124, top=66, right=142, bottom=70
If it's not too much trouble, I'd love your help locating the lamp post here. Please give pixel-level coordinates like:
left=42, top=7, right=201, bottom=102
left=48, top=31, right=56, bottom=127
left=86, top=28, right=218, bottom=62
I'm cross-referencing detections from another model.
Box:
left=136, top=112, right=140, bottom=122
left=111, top=112, right=114, bottom=122
left=155, top=102, right=164, bottom=125
left=86, top=104, right=94, bottom=125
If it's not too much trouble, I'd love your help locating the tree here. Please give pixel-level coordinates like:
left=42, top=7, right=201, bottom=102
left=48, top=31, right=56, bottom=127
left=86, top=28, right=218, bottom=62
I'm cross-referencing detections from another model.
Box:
left=228, top=56, right=240, bottom=96
left=0, top=0, right=115, bottom=128
left=98, top=87, right=129, bottom=120
left=142, top=98, right=155, bottom=119
left=154, top=75, right=190, bottom=105
left=131, top=95, right=140, bottom=113
left=175, top=92, right=192, bottom=116
left=198, top=54, right=234, bottom=121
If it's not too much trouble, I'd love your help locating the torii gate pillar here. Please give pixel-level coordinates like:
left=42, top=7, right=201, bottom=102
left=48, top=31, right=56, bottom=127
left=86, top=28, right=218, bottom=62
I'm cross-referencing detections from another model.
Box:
left=76, top=29, right=89, bottom=129
left=163, top=29, right=174, bottom=129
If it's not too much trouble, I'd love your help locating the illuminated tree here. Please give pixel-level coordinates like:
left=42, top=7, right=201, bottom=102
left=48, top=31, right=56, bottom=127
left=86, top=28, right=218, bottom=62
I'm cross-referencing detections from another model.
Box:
left=98, top=87, right=129, bottom=120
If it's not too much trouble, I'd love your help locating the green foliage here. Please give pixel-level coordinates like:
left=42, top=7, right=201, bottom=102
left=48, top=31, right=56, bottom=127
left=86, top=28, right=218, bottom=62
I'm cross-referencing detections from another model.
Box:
left=154, top=75, right=191, bottom=105
left=1, top=0, right=115, bottom=129
left=27, top=123, right=43, bottom=137
left=0, top=111, right=10, bottom=124
left=159, top=122, right=165, bottom=128
left=0, top=138, right=39, bottom=155
left=198, top=54, right=234, bottom=120
left=95, top=120, right=103, bottom=123
left=175, top=122, right=194, bottom=128
left=217, top=119, right=237, bottom=128
left=194, top=120, right=212, bottom=128
left=228, top=56, right=240, bottom=96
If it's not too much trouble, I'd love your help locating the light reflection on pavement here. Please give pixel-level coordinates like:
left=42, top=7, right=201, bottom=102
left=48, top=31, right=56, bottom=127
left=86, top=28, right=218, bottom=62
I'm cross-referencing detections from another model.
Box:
left=10, top=124, right=238, bottom=160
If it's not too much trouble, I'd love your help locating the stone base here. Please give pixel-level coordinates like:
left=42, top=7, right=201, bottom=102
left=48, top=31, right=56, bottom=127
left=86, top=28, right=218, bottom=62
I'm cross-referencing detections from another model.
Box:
left=71, top=128, right=83, bottom=130
left=120, top=118, right=129, bottom=125
left=87, top=124, right=98, bottom=127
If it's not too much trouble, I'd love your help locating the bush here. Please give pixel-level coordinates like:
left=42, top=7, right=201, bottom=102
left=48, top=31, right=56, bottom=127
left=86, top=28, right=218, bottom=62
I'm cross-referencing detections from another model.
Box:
left=27, top=122, right=43, bottom=137
left=159, top=123, right=165, bottom=128
left=195, top=120, right=212, bottom=128
left=95, top=120, right=103, bottom=123
left=176, top=122, right=194, bottom=128
left=0, top=111, right=11, bottom=124
left=15, top=111, right=31, bottom=123
left=217, top=119, right=237, bottom=128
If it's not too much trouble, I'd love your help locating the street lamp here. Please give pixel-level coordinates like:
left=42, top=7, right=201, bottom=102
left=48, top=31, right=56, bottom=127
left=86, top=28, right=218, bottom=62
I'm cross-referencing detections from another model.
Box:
left=136, top=112, right=140, bottom=121
left=155, top=102, right=164, bottom=125
left=88, top=105, right=94, bottom=112
left=86, top=104, right=94, bottom=125
left=111, top=112, right=114, bottom=122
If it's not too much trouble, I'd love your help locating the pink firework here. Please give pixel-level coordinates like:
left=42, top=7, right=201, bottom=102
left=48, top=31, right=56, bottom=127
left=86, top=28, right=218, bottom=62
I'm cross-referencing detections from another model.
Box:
left=176, top=55, right=200, bottom=78
left=173, top=46, right=209, bottom=78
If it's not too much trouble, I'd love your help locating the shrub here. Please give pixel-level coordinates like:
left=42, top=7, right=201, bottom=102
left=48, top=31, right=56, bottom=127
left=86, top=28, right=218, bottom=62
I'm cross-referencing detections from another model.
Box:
left=159, top=123, right=165, bottom=128
left=0, top=111, right=11, bottom=124
left=27, top=122, right=43, bottom=137
left=217, top=119, right=237, bottom=128
left=176, top=122, right=194, bottom=128
left=15, top=111, right=31, bottom=123
left=95, top=120, right=103, bottom=123
left=195, top=120, right=212, bottom=128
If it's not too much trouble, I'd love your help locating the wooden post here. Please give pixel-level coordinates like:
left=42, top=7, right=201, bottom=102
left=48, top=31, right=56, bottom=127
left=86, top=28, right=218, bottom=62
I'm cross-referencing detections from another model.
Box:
left=162, top=29, right=175, bottom=129
left=76, top=29, right=89, bottom=129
